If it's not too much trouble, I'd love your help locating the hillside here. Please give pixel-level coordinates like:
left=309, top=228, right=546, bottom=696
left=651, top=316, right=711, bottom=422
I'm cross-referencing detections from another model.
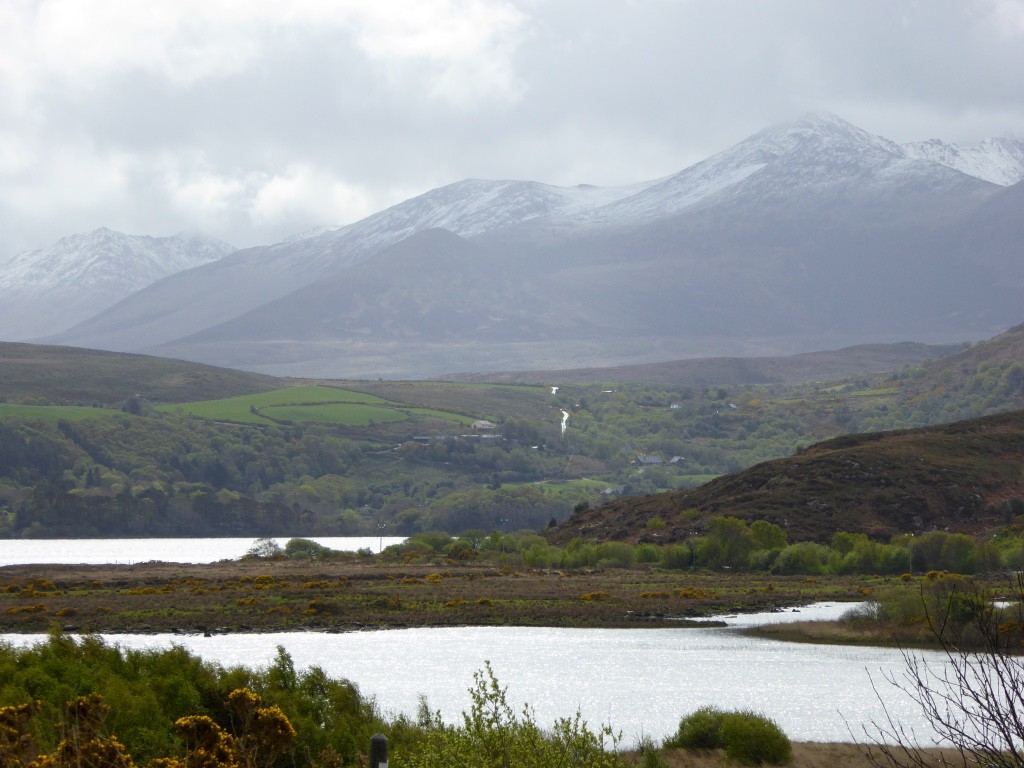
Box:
left=0, top=342, right=282, bottom=405
left=547, top=409, right=1024, bottom=546
left=441, top=341, right=965, bottom=387
left=884, top=322, right=1024, bottom=426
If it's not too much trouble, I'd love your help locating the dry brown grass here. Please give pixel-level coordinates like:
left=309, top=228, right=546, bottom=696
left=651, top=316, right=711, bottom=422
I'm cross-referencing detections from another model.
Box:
left=624, top=742, right=961, bottom=768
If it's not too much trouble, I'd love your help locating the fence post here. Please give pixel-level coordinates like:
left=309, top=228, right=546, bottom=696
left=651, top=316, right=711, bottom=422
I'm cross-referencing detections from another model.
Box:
left=369, top=733, right=388, bottom=768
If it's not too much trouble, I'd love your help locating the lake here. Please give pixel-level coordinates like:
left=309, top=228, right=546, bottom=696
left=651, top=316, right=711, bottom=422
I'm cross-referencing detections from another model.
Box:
left=0, top=536, right=407, bottom=566
left=0, top=602, right=939, bottom=746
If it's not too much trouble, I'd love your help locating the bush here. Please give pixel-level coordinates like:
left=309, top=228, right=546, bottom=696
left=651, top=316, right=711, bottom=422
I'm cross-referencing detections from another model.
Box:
left=243, top=537, right=282, bottom=559
left=283, top=538, right=334, bottom=559
left=666, top=707, right=791, bottom=765
left=666, top=705, right=727, bottom=749
left=772, top=542, right=829, bottom=575
left=659, top=544, right=693, bottom=570
left=720, top=710, right=792, bottom=765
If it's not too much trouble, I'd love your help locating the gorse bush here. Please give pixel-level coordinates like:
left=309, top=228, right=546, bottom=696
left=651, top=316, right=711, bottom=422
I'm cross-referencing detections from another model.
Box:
left=720, top=709, right=792, bottom=765
left=666, top=706, right=791, bottom=766
left=0, top=633, right=385, bottom=767
left=0, top=687, right=296, bottom=768
left=666, top=705, right=727, bottom=749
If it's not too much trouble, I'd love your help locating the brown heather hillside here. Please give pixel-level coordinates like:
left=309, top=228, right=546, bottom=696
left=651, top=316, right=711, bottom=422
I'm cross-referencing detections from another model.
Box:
left=547, top=409, right=1024, bottom=545
left=441, top=340, right=964, bottom=387
left=0, top=342, right=284, bottom=405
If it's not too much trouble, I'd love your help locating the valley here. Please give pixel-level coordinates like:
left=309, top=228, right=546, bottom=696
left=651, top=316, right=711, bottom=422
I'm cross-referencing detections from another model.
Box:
left=1, top=322, right=1022, bottom=543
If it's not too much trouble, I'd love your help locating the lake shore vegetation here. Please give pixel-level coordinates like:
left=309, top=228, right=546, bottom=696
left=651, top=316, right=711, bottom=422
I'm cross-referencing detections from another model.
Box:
left=0, top=632, right=958, bottom=768
left=2, top=528, right=1022, bottom=637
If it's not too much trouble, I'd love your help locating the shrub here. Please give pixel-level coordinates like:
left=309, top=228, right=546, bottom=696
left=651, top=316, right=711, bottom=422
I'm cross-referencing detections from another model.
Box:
left=402, top=662, right=623, bottom=768
left=635, top=543, right=661, bottom=564
left=666, top=707, right=791, bottom=765
left=666, top=705, right=727, bottom=749
left=243, top=537, right=282, bottom=559
left=720, top=710, right=791, bottom=765
left=595, top=542, right=635, bottom=568
left=771, top=542, right=830, bottom=575
left=659, top=544, right=693, bottom=570
left=284, top=538, right=335, bottom=560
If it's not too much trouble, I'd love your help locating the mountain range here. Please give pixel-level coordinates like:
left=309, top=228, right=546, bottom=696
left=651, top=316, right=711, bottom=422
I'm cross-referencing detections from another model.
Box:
left=6, top=113, right=1024, bottom=378
left=0, top=229, right=235, bottom=340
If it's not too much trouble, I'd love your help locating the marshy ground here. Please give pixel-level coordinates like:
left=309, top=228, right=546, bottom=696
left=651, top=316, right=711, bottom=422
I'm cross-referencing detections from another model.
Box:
left=0, top=558, right=880, bottom=634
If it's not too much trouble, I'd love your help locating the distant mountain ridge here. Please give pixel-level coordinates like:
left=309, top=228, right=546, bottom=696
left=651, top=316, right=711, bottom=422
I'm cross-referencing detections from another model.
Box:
left=441, top=341, right=968, bottom=388
left=0, top=228, right=234, bottom=340
left=22, top=114, right=1024, bottom=378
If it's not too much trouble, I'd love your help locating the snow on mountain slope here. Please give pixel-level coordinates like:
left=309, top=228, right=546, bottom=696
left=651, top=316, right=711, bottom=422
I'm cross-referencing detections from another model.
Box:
left=296, top=177, right=652, bottom=266
left=903, top=136, right=1024, bottom=186
left=0, top=227, right=234, bottom=293
left=47, top=113, right=1021, bottom=371
left=0, top=228, right=235, bottom=340
left=291, top=117, right=1022, bottom=251
left=575, top=113, right=950, bottom=226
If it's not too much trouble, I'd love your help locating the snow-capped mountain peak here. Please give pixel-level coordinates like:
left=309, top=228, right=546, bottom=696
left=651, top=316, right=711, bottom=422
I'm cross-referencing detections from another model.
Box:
left=0, top=228, right=236, bottom=340
left=749, top=112, right=904, bottom=157
left=566, top=113, right=914, bottom=226
left=0, top=228, right=235, bottom=293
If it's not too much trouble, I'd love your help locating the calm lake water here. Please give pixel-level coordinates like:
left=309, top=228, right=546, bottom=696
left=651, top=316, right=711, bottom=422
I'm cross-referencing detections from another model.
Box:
left=0, top=537, right=407, bottom=565
left=0, top=602, right=941, bottom=746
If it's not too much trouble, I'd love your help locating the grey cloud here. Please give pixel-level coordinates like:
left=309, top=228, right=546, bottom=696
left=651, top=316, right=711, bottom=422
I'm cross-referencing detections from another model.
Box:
left=2, top=0, right=1023, bottom=263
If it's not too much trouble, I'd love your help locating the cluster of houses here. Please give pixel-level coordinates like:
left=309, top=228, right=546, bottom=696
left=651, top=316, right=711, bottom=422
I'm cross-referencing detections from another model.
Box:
left=410, top=419, right=502, bottom=444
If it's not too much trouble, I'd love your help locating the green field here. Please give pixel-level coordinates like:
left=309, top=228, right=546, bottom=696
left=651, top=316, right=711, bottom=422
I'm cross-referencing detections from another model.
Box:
left=0, top=404, right=120, bottom=423
left=157, top=385, right=398, bottom=424
left=154, top=385, right=482, bottom=428
left=265, top=403, right=408, bottom=426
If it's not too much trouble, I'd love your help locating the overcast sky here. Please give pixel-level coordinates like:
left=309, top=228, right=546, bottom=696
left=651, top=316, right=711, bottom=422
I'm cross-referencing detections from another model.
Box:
left=2, top=0, right=1023, bottom=260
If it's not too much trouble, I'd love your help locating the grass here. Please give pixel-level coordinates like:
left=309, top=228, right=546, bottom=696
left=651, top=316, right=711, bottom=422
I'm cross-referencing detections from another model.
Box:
left=624, top=742, right=960, bottom=768
left=525, top=478, right=614, bottom=497
left=158, top=385, right=395, bottom=423
left=155, top=385, right=480, bottom=428
left=338, top=380, right=551, bottom=422
left=264, top=403, right=409, bottom=426
left=0, top=404, right=120, bottom=423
